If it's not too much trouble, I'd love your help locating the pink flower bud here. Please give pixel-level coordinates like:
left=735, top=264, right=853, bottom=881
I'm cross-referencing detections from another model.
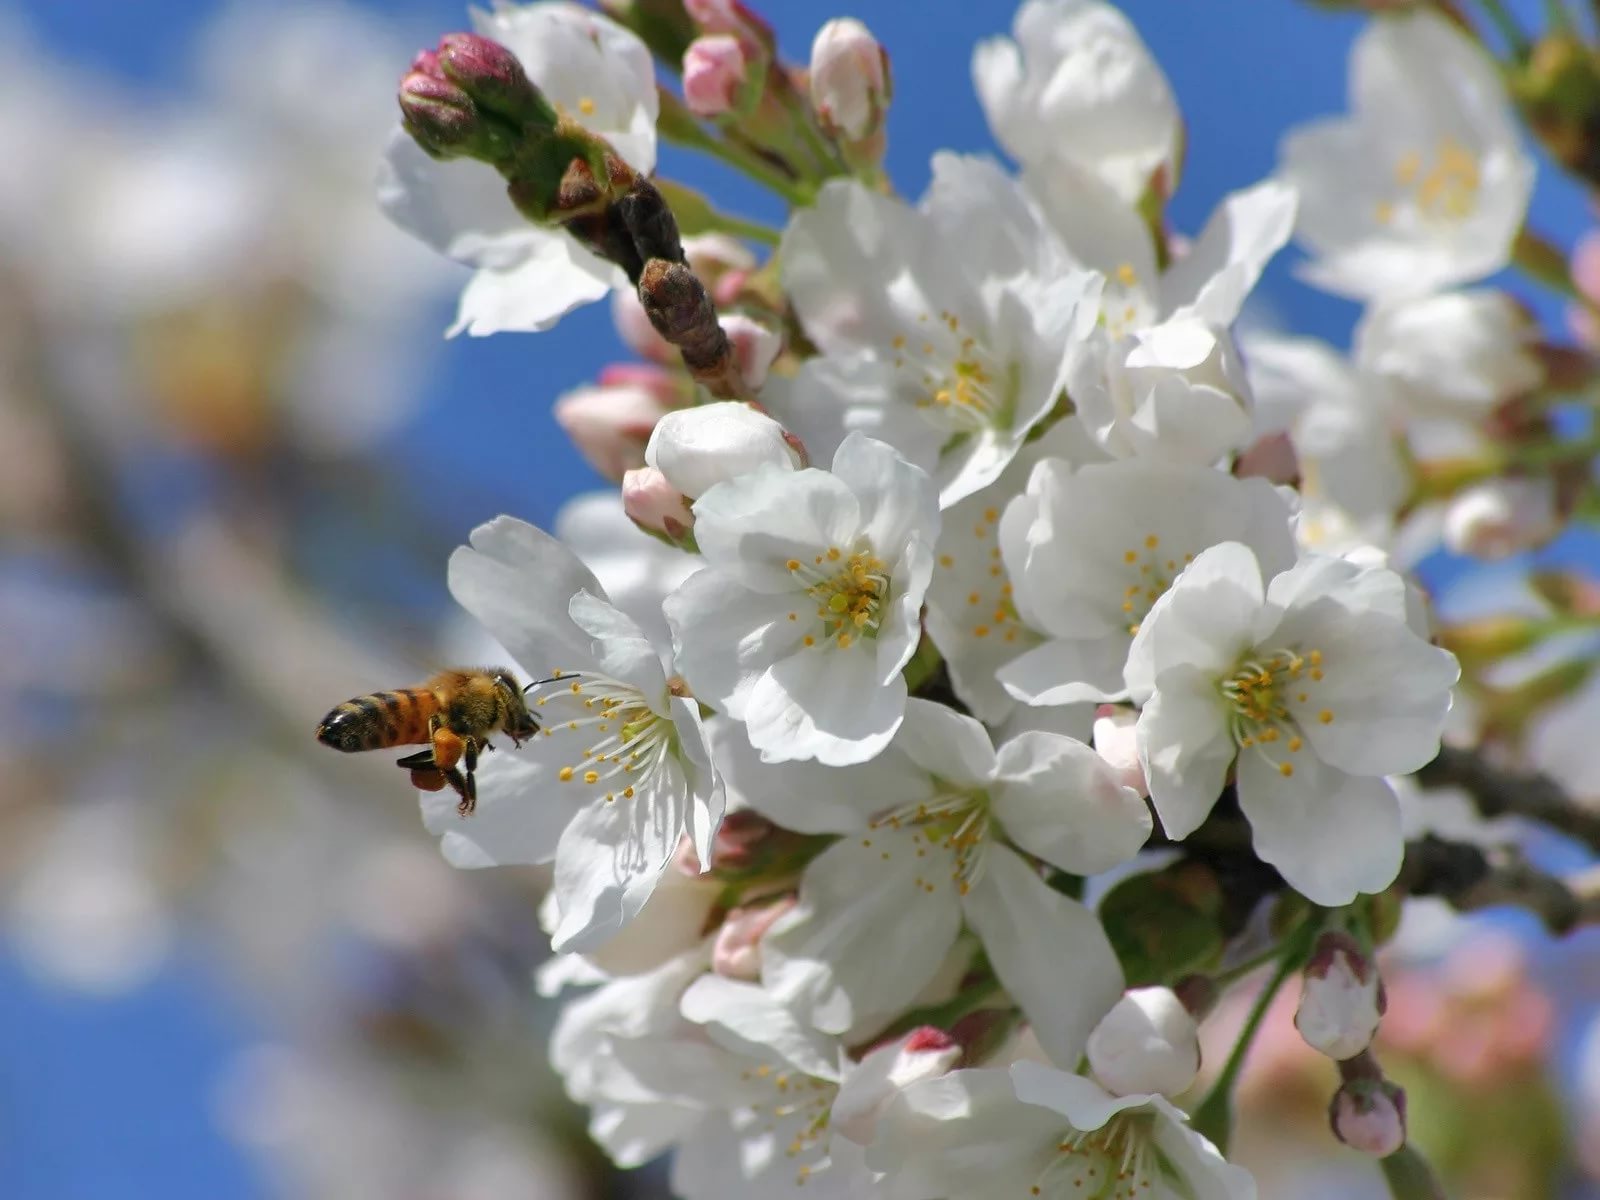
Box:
left=1442, top=478, right=1558, bottom=559
left=708, top=809, right=777, bottom=871
left=597, top=362, right=684, bottom=405
left=684, top=0, right=773, bottom=52
left=1085, top=986, right=1201, bottom=1097
left=397, top=70, right=482, bottom=159
left=719, top=314, right=782, bottom=388
left=409, top=48, right=445, bottom=79
left=1092, top=706, right=1147, bottom=798
left=554, top=382, right=675, bottom=482
left=809, top=18, right=890, bottom=141
left=1573, top=229, right=1600, bottom=306
left=1234, top=431, right=1300, bottom=485
left=683, top=34, right=750, bottom=118
left=621, top=467, right=694, bottom=540
left=1329, top=1079, right=1407, bottom=1157
left=711, top=895, right=795, bottom=980
left=611, top=289, right=676, bottom=363
left=1296, top=931, right=1384, bottom=1061
left=831, top=1028, right=960, bottom=1145
left=436, top=32, right=553, bottom=130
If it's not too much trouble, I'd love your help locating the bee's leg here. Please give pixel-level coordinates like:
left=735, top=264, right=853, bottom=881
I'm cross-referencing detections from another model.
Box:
left=458, top=738, right=481, bottom=817
left=428, top=726, right=471, bottom=816
left=395, top=748, right=436, bottom=769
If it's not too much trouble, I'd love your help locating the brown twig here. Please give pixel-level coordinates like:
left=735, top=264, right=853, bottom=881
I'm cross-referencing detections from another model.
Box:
left=1415, top=744, right=1600, bottom=851
left=1398, top=835, right=1600, bottom=934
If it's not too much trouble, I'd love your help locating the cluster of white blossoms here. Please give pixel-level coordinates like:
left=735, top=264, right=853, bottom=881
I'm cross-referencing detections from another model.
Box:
left=366, top=0, right=1600, bottom=1194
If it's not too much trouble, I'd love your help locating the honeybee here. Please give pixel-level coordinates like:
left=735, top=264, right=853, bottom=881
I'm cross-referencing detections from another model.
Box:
left=315, top=667, right=540, bottom=816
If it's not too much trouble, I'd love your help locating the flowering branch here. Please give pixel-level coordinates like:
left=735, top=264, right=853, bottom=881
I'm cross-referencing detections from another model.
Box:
left=1399, top=834, right=1600, bottom=932
left=1415, top=744, right=1600, bottom=851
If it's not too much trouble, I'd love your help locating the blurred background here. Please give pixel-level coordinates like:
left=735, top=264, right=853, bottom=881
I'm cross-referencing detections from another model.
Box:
left=3, top=0, right=1598, bottom=1197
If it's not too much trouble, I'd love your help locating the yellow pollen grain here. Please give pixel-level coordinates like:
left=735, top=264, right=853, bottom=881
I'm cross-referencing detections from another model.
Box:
left=984, top=507, right=999, bottom=522
left=838, top=633, right=853, bottom=648
left=968, top=591, right=981, bottom=605
left=1144, top=534, right=1159, bottom=549
left=583, top=770, right=600, bottom=784
left=939, top=554, right=954, bottom=568
left=974, top=524, right=988, bottom=538
left=1319, top=709, right=1334, bottom=724
left=558, top=766, right=574, bottom=782
left=788, top=612, right=797, bottom=621
left=1115, top=262, right=1137, bottom=286
left=827, top=546, right=842, bottom=561
left=974, top=625, right=990, bottom=638
left=623, top=786, right=635, bottom=798
left=578, top=96, right=596, bottom=115
left=1374, top=200, right=1395, bottom=225
left=803, top=635, right=815, bottom=647
left=1279, top=762, right=1294, bottom=777
left=787, top=558, right=801, bottom=571
left=892, top=334, right=907, bottom=349
left=1288, top=736, right=1303, bottom=753
left=1124, top=550, right=1138, bottom=564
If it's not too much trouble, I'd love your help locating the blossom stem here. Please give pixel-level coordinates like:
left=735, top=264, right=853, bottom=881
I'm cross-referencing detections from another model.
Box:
left=1512, top=227, right=1579, bottom=301
left=1190, top=921, right=1316, bottom=1152
left=1379, top=1145, right=1449, bottom=1200
left=698, top=133, right=817, bottom=206
left=656, top=87, right=816, bottom=207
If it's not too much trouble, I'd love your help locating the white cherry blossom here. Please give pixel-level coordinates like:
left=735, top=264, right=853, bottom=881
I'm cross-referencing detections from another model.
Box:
left=999, top=458, right=1299, bottom=706
left=426, top=516, right=722, bottom=954
left=868, top=1063, right=1255, bottom=1200
left=378, top=2, right=658, bottom=335
left=1278, top=8, right=1534, bottom=301
left=1130, top=542, right=1459, bottom=904
left=779, top=155, right=1101, bottom=506
left=727, top=699, right=1144, bottom=1066
left=973, top=0, right=1180, bottom=204
left=924, top=419, right=1104, bottom=723
left=666, top=433, right=939, bottom=765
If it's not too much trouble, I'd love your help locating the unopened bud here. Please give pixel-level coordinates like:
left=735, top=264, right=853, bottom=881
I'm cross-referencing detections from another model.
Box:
left=809, top=18, right=890, bottom=142
left=622, top=466, right=695, bottom=541
left=719, top=314, right=782, bottom=388
left=711, top=894, right=795, bottom=980
left=437, top=33, right=556, bottom=131
left=1329, top=1078, right=1407, bottom=1157
left=684, top=0, right=773, bottom=54
left=1295, top=931, right=1384, bottom=1061
left=832, top=1028, right=961, bottom=1145
left=1092, top=705, right=1147, bottom=798
left=646, top=402, right=800, bottom=499
left=683, top=34, right=756, bottom=119
left=1085, top=987, right=1201, bottom=1098
left=398, top=71, right=504, bottom=162
left=1442, top=477, right=1558, bottom=559
left=554, top=381, right=677, bottom=482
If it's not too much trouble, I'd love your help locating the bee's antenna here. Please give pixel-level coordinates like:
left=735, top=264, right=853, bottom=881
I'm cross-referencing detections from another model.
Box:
left=523, top=676, right=562, bottom=693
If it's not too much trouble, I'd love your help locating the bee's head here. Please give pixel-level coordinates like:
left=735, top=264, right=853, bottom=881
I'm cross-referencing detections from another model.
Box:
left=493, top=670, right=541, bottom=743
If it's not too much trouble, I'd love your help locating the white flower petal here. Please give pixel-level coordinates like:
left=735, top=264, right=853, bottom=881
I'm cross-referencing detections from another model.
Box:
left=1236, top=753, right=1403, bottom=905
left=762, top=832, right=963, bottom=1037
left=963, top=845, right=1124, bottom=1070
left=1137, top=663, right=1234, bottom=840
left=419, top=745, right=583, bottom=867
left=550, top=766, right=689, bottom=952
left=993, top=733, right=1152, bottom=875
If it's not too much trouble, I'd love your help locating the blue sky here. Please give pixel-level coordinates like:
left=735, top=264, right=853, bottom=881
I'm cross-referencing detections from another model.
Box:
left=7, top=0, right=1593, bottom=1196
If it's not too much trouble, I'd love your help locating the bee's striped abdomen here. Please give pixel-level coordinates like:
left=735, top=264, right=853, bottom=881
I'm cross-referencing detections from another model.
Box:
left=315, top=688, right=439, bottom=753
